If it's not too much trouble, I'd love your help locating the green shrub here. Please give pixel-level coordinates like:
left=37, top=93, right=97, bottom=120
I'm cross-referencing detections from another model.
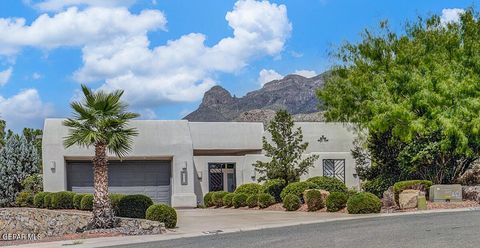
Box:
left=261, top=179, right=286, bottom=203
left=306, top=176, right=348, bottom=193
left=21, top=174, right=43, bottom=194
left=33, top=192, right=49, bottom=208
left=280, top=181, right=319, bottom=202
left=109, top=193, right=126, bottom=215
left=347, top=188, right=358, bottom=198
left=393, top=180, right=432, bottom=203
left=257, top=193, right=275, bottom=208
left=145, top=204, right=177, bottom=229
left=283, top=194, right=301, bottom=211
left=203, top=192, right=215, bottom=207
left=212, top=191, right=229, bottom=207
left=80, top=194, right=93, bottom=211
left=43, top=192, right=53, bottom=209
left=223, top=193, right=235, bottom=208
left=51, top=191, right=76, bottom=209
left=118, top=194, right=154, bottom=219
left=347, top=192, right=382, bottom=214
left=362, top=178, right=390, bottom=198
left=305, top=190, right=324, bottom=211
left=234, top=183, right=262, bottom=195
left=73, top=193, right=87, bottom=210
left=15, top=191, right=34, bottom=207
left=246, top=194, right=259, bottom=208
left=326, top=192, right=348, bottom=212
left=232, top=193, right=248, bottom=208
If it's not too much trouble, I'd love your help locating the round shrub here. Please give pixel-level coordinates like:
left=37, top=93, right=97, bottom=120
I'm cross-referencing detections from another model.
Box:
left=109, top=193, right=126, bottom=215
left=51, top=191, right=76, bottom=209
left=261, top=179, right=286, bottom=203
left=43, top=192, right=53, bottom=209
left=21, top=174, right=43, bottom=194
left=305, top=190, right=324, bottom=211
left=283, top=194, right=301, bottom=211
left=203, top=192, right=215, bottom=207
left=232, top=193, right=248, bottom=208
left=146, top=204, right=177, bottom=229
left=223, top=193, right=235, bottom=208
left=306, top=176, right=348, bottom=193
left=212, top=191, right=229, bottom=207
left=326, top=192, right=348, bottom=212
left=118, top=194, right=154, bottom=219
left=234, top=183, right=262, bottom=195
left=16, top=191, right=34, bottom=207
left=347, top=192, right=382, bottom=214
left=246, top=194, right=259, bottom=208
left=33, top=192, right=49, bottom=208
left=80, top=194, right=93, bottom=211
left=73, top=193, right=87, bottom=210
left=257, top=193, right=275, bottom=209
left=280, top=181, right=319, bottom=202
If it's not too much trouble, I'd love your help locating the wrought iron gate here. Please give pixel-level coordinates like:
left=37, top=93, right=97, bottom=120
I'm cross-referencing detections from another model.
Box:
left=323, top=159, right=345, bottom=183
left=208, top=163, right=236, bottom=192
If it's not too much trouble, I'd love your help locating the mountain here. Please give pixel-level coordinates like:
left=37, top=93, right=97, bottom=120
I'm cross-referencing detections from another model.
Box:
left=183, top=73, right=326, bottom=123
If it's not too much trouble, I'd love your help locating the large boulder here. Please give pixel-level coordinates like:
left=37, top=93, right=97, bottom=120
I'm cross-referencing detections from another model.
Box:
left=462, top=186, right=480, bottom=202
left=382, top=186, right=397, bottom=208
left=399, top=189, right=420, bottom=209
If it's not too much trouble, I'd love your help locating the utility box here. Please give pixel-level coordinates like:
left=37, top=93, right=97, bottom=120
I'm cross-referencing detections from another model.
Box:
left=429, top=184, right=462, bottom=202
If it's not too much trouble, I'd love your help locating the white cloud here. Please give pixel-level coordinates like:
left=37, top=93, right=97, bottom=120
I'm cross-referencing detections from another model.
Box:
left=258, top=69, right=282, bottom=86
left=293, top=69, right=317, bottom=78
left=33, top=0, right=136, bottom=12
left=440, top=8, right=465, bottom=25
left=0, top=67, right=12, bottom=86
left=32, top=72, right=42, bottom=80
left=0, top=89, right=53, bottom=130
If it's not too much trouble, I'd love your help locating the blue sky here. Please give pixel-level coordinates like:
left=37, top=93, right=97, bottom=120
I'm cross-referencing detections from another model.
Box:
left=0, top=0, right=477, bottom=131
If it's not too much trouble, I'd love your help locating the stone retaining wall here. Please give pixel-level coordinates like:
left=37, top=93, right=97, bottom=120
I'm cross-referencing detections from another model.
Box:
left=0, top=208, right=165, bottom=240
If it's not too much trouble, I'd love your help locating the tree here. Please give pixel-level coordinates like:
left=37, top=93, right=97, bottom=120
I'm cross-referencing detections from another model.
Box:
left=63, top=85, right=139, bottom=229
left=0, top=135, right=40, bottom=206
left=22, top=128, right=43, bottom=169
left=318, top=10, right=480, bottom=186
left=0, top=119, right=5, bottom=148
left=253, top=110, right=318, bottom=184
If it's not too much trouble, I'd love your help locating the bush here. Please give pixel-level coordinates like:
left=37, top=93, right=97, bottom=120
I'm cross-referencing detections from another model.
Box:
left=203, top=192, right=215, bottom=207
left=257, top=193, right=275, bottom=208
left=223, top=193, right=235, bottom=208
left=306, top=176, right=348, bottom=193
left=362, top=178, right=391, bottom=198
left=118, top=194, right=154, bottom=219
left=21, top=174, right=43, bottom=194
left=109, top=193, right=126, bottom=215
left=283, top=194, right=301, bottom=211
left=326, top=192, right=348, bottom=212
left=305, top=190, right=324, bottom=211
left=43, top=192, right=53, bottom=209
left=80, top=194, right=93, bottom=211
left=232, top=193, right=248, bottom=208
left=347, top=192, right=382, bottom=214
left=15, top=191, right=34, bottom=207
left=73, top=193, right=87, bottom=210
left=280, top=181, right=319, bottom=202
left=211, top=191, right=228, bottom=207
left=261, top=179, right=286, bottom=203
left=246, top=194, right=259, bottom=208
left=146, top=204, right=177, bottom=229
left=234, top=183, right=262, bottom=195
left=33, top=192, right=49, bottom=208
left=51, top=191, right=76, bottom=209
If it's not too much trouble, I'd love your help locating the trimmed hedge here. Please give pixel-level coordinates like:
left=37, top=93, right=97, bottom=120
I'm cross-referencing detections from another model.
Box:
left=232, top=193, right=248, bottom=208
left=51, top=191, right=76, bottom=209
left=16, top=191, right=34, bottom=207
left=283, top=194, right=301, bottom=211
left=246, top=194, right=259, bottom=208
left=204, top=192, right=215, bottom=207
left=43, top=192, right=53, bottom=209
left=73, top=193, right=87, bottom=210
left=146, top=204, right=177, bottom=229
left=347, top=192, right=382, bottom=214
left=261, top=179, right=286, bottom=203
left=393, top=180, right=432, bottom=203
left=212, top=191, right=229, bottom=207
left=33, top=192, right=49, bottom=208
left=80, top=194, right=94, bottom=211
left=280, top=181, right=319, bottom=202
left=326, top=192, right=348, bottom=212
left=118, top=194, right=153, bottom=219
left=109, top=193, right=126, bottom=215
left=257, top=193, right=275, bottom=209
left=305, top=190, right=324, bottom=211
left=235, top=183, right=262, bottom=195
left=306, top=176, right=348, bottom=193
left=223, top=193, right=235, bottom=208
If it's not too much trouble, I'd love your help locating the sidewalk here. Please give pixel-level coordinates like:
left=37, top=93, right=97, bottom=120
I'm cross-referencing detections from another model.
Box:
left=4, top=207, right=480, bottom=248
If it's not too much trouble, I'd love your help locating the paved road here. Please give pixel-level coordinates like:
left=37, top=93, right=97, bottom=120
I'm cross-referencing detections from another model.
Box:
left=108, top=210, right=480, bottom=248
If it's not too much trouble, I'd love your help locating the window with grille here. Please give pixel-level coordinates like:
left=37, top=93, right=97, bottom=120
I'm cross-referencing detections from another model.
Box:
left=322, top=159, right=345, bottom=183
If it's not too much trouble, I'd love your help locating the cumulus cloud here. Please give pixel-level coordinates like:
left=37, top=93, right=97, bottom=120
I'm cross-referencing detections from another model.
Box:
left=258, top=68, right=317, bottom=86
left=293, top=69, right=317, bottom=78
left=440, top=8, right=465, bottom=25
left=0, top=67, right=12, bottom=86
left=32, top=0, right=136, bottom=12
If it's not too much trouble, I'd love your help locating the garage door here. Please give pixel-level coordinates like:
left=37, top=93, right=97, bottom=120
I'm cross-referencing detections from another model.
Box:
left=66, top=160, right=171, bottom=205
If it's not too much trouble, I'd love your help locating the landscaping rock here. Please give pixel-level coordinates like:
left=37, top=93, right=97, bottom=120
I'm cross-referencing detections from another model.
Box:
left=462, top=186, right=480, bottom=202
left=399, top=190, right=420, bottom=209
left=382, top=186, right=397, bottom=208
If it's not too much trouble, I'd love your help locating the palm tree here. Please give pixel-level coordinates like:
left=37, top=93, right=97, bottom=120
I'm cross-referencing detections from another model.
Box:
left=63, top=85, right=139, bottom=228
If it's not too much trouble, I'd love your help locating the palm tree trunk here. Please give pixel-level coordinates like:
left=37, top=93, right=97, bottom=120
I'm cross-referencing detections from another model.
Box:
left=91, top=142, right=115, bottom=228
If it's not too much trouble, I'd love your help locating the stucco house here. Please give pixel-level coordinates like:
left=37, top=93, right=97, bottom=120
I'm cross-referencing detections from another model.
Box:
left=42, top=119, right=360, bottom=208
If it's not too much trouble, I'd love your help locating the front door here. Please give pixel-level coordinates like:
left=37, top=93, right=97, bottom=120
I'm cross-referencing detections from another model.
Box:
left=208, top=163, right=236, bottom=192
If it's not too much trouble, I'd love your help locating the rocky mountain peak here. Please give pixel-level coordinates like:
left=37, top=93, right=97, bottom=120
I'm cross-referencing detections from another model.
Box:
left=200, top=85, right=234, bottom=107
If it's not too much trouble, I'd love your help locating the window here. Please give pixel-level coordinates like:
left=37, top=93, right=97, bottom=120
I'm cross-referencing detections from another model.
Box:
left=323, top=159, right=345, bottom=183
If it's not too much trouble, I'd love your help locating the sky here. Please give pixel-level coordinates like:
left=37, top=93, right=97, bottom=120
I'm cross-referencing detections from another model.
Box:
left=0, top=0, right=477, bottom=131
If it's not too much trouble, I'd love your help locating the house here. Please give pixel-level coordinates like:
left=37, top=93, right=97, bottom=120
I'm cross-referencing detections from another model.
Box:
left=42, top=119, right=360, bottom=208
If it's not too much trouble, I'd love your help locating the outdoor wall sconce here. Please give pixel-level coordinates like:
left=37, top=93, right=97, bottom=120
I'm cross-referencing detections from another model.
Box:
left=251, top=170, right=256, bottom=181
left=197, top=171, right=203, bottom=180
left=50, top=161, right=56, bottom=172
left=181, top=162, right=188, bottom=185
left=318, top=135, right=329, bottom=143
